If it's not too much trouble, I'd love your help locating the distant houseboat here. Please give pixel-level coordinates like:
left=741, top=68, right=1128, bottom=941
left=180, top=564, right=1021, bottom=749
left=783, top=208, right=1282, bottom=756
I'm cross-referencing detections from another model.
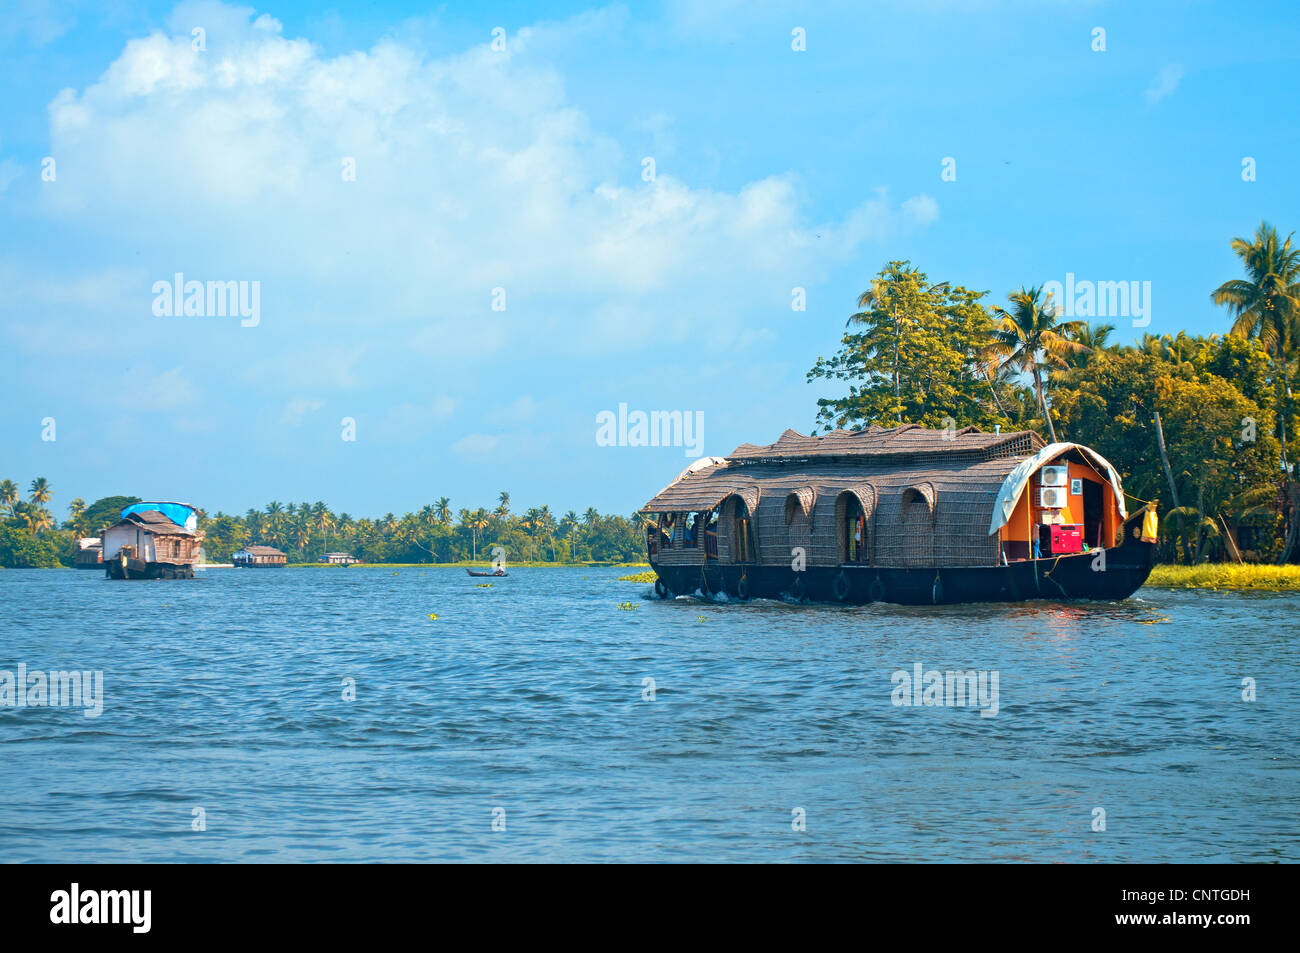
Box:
left=103, top=503, right=203, bottom=580
left=233, top=545, right=288, bottom=567
left=73, top=537, right=103, bottom=569
left=640, top=425, right=1157, bottom=605
left=322, top=552, right=359, bottom=565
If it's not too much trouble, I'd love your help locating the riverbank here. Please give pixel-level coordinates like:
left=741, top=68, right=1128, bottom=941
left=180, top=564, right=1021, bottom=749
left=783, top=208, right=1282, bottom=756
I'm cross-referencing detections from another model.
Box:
left=1144, top=564, right=1300, bottom=591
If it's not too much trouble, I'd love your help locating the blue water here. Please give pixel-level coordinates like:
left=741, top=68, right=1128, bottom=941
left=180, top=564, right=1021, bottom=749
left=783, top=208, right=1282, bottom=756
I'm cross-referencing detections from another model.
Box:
left=0, top=567, right=1296, bottom=862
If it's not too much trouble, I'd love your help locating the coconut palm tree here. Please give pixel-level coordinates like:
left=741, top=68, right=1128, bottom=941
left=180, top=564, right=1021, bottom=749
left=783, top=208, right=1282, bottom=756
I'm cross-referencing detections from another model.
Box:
left=435, top=497, right=451, bottom=526
left=1064, top=322, right=1117, bottom=367
left=67, top=498, right=88, bottom=537
left=28, top=477, right=52, bottom=506
left=470, top=509, right=490, bottom=560
left=1212, top=221, right=1300, bottom=561
left=990, top=286, right=1089, bottom=442
left=560, top=510, right=579, bottom=560
left=0, top=480, right=18, bottom=516
left=1212, top=221, right=1300, bottom=463
left=495, top=491, right=511, bottom=519
left=23, top=504, right=53, bottom=535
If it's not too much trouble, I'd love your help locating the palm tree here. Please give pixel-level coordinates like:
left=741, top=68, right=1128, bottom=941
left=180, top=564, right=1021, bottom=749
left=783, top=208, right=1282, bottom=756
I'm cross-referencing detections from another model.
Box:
left=1064, top=322, right=1117, bottom=368
left=67, top=498, right=88, bottom=537
left=470, top=509, right=490, bottom=560
left=1212, top=221, right=1300, bottom=562
left=313, top=502, right=334, bottom=554
left=1212, top=221, right=1300, bottom=465
left=0, top=480, right=18, bottom=516
left=23, top=504, right=53, bottom=535
left=990, top=286, right=1089, bottom=442
left=435, top=497, right=451, bottom=526
left=495, top=491, right=511, bottom=519
left=28, top=477, right=51, bottom=506
left=560, top=510, right=579, bottom=560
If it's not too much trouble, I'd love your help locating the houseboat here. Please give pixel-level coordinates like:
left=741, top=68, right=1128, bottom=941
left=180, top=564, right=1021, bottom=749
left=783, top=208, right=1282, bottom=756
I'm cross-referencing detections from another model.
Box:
left=640, top=424, right=1158, bottom=605
left=102, top=502, right=203, bottom=579
left=233, top=545, right=288, bottom=567
left=73, top=537, right=103, bottom=569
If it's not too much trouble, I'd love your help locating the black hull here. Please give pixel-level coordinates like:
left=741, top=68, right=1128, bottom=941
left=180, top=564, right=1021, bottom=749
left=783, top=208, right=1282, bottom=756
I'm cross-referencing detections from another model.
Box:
left=105, top=558, right=194, bottom=580
left=650, top=536, right=1156, bottom=606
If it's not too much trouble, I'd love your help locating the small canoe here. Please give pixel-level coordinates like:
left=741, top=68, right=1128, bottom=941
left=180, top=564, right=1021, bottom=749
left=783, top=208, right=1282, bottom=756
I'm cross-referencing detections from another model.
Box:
left=466, top=569, right=507, bottom=577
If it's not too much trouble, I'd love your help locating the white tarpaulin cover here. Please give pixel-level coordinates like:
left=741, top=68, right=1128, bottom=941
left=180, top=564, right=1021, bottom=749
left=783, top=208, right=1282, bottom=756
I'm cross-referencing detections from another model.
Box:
left=988, top=442, right=1127, bottom=535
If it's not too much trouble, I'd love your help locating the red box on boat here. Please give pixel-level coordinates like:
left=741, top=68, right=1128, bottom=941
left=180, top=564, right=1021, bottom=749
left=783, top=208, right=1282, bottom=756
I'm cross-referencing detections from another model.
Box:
left=1050, top=524, right=1083, bottom=554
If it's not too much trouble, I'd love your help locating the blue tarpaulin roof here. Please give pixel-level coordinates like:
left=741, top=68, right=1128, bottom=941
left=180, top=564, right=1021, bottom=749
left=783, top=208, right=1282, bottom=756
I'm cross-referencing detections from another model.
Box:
left=121, top=502, right=196, bottom=528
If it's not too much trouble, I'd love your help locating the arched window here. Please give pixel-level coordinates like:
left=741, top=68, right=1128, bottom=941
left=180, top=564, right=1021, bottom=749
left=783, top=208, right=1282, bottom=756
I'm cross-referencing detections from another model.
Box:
left=723, top=491, right=760, bottom=563
left=900, top=482, right=936, bottom=568
left=834, top=485, right=876, bottom=565
left=785, top=487, right=816, bottom=560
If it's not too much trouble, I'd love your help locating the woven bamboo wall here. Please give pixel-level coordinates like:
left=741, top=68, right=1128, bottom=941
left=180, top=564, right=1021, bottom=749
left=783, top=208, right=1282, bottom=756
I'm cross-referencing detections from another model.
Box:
left=652, top=457, right=1017, bottom=569
left=655, top=515, right=706, bottom=566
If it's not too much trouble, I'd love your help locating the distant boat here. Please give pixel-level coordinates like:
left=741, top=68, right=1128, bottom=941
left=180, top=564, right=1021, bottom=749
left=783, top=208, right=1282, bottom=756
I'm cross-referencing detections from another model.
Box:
left=103, top=502, right=203, bottom=580
left=466, top=568, right=507, bottom=577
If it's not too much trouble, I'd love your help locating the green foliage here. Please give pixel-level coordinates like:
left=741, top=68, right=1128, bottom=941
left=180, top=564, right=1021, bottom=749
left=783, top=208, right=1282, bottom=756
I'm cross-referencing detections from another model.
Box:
left=195, top=497, right=644, bottom=565
left=808, top=241, right=1298, bottom=565
left=808, top=261, right=1021, bottom=432
left=80, top=496, right=142, bottom=535
left=1146, top=563, right=1300, bottom=591
left=0, top=525, right=69, bottom=568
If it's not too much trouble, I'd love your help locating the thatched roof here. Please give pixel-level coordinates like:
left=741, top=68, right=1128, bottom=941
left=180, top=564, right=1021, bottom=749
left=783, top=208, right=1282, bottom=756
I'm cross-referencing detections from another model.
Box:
left=641, top=425, right=1043, bottom=514
left=728, top=424, right=1042, bottom=463
left=110, top=509, right=195, bottom=537
left=239, top=545, right=286, bottom=557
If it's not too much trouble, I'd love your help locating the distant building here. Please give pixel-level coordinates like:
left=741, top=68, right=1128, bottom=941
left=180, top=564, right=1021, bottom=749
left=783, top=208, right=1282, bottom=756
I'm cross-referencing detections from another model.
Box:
left=103, top=503, right=203, bottom=579
left=322, top=552, right=359, bottom=565
left=73, top=537, right=102, bottom=569
left=233, top=545, right=288, bottom=568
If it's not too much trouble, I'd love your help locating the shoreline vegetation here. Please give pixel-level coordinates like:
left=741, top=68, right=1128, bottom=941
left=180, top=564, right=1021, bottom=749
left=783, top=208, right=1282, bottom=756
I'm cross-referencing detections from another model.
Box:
left=1143, top=564, right=1300, bottom=591
left=0, top=487, right=651, bottom=570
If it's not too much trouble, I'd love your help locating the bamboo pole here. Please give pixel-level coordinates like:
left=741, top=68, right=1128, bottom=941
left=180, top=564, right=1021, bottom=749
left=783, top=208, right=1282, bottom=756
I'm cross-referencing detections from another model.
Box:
left=1220, top=514, right=1243, bottom=564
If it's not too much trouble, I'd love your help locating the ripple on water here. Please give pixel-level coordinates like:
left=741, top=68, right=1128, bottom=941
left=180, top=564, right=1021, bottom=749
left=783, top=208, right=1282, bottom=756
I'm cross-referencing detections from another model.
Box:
left=0, top=568, right=1296, bottom=862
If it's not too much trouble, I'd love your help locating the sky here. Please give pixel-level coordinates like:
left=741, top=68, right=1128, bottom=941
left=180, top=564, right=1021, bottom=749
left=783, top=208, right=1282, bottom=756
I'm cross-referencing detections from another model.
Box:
left=2, top=0, right=1298, bottom=518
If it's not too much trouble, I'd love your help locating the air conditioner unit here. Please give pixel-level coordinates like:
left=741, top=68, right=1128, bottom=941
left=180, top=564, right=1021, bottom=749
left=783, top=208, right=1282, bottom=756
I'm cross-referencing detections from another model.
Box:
left=1039, top=486, right=1067, bottom=509
left=1040, top=466, right=1068, bottom=487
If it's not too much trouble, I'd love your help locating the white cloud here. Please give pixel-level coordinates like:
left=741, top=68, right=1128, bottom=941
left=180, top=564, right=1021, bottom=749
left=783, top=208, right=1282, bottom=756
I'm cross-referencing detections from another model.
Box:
left=36, top=1, right=936, bottom=370
left=451, top=433, right=501, bottom=458
left=1144, top=64, right=1184, bottom=104
left=279, top=396, right=324, bottom=424
left=114, top=365, right=197, bottom=406
left=376, top=396, right=459, bottom=440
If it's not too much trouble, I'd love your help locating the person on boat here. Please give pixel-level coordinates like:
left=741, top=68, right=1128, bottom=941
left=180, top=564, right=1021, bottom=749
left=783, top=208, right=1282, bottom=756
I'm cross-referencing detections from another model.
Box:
left=1032, top=534, right=1041, bottom=560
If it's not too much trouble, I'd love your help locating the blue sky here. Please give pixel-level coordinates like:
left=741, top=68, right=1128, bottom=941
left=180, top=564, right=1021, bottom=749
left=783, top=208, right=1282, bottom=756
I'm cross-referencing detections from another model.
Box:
left=2, top=0, right=1297, bottom=518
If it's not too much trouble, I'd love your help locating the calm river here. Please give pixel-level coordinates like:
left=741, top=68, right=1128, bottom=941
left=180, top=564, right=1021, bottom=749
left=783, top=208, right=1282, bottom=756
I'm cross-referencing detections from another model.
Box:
left=0, top=567, right=1295, bottom=862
